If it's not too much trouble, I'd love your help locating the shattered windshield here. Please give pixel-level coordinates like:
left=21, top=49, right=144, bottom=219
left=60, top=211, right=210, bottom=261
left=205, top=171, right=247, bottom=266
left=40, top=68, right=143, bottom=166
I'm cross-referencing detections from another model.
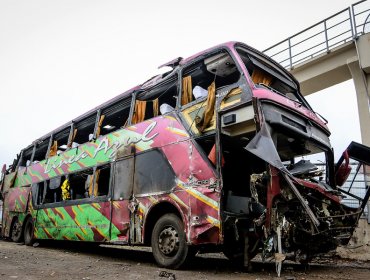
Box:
left=246, top=121, right=333, bottom=185
left=236, top=46, right=309, bottom=108
left=283, top=143, right=327, bottom=180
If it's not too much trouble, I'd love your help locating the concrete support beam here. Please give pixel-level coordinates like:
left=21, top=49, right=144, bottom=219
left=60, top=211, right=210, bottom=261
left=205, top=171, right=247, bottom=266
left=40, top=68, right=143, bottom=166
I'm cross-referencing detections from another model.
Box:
left=290, top=42, right=357, bottom=96
left=288, top=33, right=370, bottom=147
left=347, top=57, right=370, bottom=147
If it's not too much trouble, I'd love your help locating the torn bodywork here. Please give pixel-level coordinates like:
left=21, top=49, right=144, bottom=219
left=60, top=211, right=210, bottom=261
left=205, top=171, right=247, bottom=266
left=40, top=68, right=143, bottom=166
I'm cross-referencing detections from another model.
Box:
left=220, top=95, right=370, bottom=269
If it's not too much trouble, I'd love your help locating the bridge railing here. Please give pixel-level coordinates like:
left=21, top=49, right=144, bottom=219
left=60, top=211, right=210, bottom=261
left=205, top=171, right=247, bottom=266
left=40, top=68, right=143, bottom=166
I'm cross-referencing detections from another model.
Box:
left=263, top=0, right=370, bottom=70
left=314, top=162, right=369, bottom=220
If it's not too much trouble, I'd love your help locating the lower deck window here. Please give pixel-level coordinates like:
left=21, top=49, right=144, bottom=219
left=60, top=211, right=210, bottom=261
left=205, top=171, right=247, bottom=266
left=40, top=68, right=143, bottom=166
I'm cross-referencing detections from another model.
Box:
left=95, top=165, right=110, bottom=196
left=34, top=165, right=111, bottom=206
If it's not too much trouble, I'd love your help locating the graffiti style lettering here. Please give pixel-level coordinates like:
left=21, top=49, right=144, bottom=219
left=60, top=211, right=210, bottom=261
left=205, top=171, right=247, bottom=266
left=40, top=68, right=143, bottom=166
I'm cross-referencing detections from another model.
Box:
left=45, top=151, right=89, bottom=173
left=44, top=122, right=158, bottom=174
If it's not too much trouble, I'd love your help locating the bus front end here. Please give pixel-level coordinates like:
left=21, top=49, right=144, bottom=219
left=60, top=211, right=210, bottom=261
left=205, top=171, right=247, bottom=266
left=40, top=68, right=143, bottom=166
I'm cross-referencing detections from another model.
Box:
left=218, top=43, right=370, bottom=270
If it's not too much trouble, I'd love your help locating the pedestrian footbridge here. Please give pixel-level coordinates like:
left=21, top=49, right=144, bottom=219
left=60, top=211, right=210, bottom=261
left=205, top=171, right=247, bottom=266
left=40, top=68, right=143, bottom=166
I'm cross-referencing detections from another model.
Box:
left=264, top=0, right=370, bottom=146
left=264, top=0, right=370, bottom=246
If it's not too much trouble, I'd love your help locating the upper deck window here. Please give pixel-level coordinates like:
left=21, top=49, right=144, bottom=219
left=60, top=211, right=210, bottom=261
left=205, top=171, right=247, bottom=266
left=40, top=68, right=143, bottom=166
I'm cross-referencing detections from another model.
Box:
left=99, top=97, right=131, bottom=136
left=179, top=50, right=242, bottom=135
left=32, top=137, right=50, bottom=163
left=181, top=51, right=241, bottom=107
left=47, top=126, right=71, bottom=157
left=72, top=113, right=97, bottom=145
left=132, top=74, right=178, bottom=124
left=236, top=47, right=307, bottom=106
left=18, top=146, right=33, bottom=168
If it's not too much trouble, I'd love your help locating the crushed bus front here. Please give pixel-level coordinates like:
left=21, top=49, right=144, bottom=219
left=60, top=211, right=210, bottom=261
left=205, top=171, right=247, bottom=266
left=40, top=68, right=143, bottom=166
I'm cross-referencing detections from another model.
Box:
left=218, top=76, right=370, bottom=271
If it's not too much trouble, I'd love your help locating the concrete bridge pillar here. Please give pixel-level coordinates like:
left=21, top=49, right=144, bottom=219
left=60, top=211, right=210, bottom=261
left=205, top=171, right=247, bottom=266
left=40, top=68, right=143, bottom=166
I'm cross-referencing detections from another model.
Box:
left=346, top=35, right=370, bottom=229
left=347, top=56, right=370, bottom=147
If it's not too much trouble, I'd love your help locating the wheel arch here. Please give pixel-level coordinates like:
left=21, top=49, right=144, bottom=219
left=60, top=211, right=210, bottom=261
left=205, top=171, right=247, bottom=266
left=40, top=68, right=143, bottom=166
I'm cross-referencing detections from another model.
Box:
left=143, top=201, right=187, bottom=246
left=10, top=213, right=32, bottom=234
left=9, top=215, right=19, bottom=237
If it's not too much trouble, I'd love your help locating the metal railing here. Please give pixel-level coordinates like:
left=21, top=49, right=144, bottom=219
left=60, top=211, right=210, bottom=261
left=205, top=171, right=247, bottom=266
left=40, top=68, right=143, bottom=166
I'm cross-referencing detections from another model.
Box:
left=340, top=164, right=369, bottom=218
left=263, top=0, right=370, bottom=69
left=314, top=162, right=369, bottom=219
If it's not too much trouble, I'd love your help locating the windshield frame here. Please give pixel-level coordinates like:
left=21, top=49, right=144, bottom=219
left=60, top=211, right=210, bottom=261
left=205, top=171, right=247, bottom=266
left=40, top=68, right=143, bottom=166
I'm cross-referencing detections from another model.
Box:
left=234, top=44, right=312, bottom=110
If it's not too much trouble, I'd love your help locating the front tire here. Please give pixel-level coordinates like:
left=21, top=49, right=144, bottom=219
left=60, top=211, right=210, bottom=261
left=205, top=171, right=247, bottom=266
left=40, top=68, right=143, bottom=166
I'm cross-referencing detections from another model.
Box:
left=23, top=218, right=34, bottom=246
left=151, top=214, right=188, bottom=269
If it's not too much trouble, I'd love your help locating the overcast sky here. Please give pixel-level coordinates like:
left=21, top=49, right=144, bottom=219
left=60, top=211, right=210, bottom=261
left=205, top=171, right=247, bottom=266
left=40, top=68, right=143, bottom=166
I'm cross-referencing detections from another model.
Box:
left=0, top=0, right=364, bottom=166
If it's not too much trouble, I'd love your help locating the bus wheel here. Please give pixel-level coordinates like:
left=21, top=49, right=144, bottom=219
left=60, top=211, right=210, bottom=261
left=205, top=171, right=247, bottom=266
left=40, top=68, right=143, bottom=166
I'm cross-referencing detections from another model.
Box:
left=23, top=218, right=34, bottom=246
left=151, top=214, right=188, bottom=269
left=11, top=218, right=23, bottom=243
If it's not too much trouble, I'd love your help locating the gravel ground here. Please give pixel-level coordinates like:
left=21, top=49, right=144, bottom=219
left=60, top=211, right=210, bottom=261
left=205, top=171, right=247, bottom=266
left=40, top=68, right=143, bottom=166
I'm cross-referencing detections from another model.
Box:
left=0, top=239, right=369, bottom=280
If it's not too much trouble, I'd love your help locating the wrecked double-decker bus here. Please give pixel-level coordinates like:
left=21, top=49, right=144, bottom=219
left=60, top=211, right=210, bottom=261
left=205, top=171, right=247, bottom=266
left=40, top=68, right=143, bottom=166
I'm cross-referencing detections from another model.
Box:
left=1, top=42, right=370, bottom=271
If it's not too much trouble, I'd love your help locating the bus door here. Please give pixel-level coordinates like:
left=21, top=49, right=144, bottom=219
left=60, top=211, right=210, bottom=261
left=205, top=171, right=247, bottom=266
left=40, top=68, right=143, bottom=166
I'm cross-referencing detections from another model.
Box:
left=110, top=156, right=134, bottom=244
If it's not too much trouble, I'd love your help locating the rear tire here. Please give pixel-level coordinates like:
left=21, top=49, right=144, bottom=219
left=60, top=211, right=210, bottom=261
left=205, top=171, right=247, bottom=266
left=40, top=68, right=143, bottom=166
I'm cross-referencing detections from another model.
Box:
left=23, top=218, right=34, bottom=246
left=11, top=218, right=23, bottom=243
left=151, top=214, right=188, bottom=269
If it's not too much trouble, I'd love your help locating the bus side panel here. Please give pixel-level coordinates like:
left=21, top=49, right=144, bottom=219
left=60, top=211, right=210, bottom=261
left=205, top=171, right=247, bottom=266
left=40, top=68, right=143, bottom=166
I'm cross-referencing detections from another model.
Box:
left=160, top=140, right=221, bottom=245
left=110, top=200, right=131, bottom=243
left=6, top=186, right=30, bottom=213
left=130, top=139, right=221, bottom=246
left=11, top=115, right=189, bottom=189
left=135, top=188, right=220, bottom=246
left=188, top=187, right=221, bottom=245
left=2, top=172, right=17, bottom=193
left=34, top=202, right=112, bottom=242
left=35, top=207, right=58, bottom=239
left=2, top=186, right=31, bottom=237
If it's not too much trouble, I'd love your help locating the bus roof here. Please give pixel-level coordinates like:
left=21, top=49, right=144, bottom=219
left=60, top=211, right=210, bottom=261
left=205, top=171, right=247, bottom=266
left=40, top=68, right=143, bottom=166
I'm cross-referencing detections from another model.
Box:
left=21, top=41, right=299, bottom=153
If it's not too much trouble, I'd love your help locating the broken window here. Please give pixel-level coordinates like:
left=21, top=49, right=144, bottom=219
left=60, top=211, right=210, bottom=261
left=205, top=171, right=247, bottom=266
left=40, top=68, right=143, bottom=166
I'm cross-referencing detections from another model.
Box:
left=180, top=51, right=241, bottom=135
left=34, top=176, right=66, bottom=205
left=68, top=168, right=94, bottom=200
left=181, top=51, right=241, bottom=107
left=98, top=97, right=131, bottom=136
left=72, top=113, right=97, bottom=146
left=66, top=165, right=110, bottom=200
left=32, top=137, right=50, bottom=163
left=133, top=149, right=176, bottom=195
left=132, top=74, right=178, bottom=124
left=47, top=126, right=71, bottom=157
left=236, top=47, right=308, bottom=107
left=94, top=164, right=111, bottom=197
left=113, top=158, right=134, bottom=200
left=18, top=146, right=34, bottom=168
left=34, top=181, right=46, bottom=205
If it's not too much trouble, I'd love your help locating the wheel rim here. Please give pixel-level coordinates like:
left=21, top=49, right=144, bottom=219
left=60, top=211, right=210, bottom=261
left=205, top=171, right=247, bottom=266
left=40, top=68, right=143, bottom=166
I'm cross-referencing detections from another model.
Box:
left=158, top=226, right=179, bottom=256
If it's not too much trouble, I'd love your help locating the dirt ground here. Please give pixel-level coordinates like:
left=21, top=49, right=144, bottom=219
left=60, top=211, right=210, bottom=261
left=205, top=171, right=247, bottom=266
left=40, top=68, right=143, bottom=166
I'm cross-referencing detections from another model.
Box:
left=0, top=239, right=369, bottom=280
